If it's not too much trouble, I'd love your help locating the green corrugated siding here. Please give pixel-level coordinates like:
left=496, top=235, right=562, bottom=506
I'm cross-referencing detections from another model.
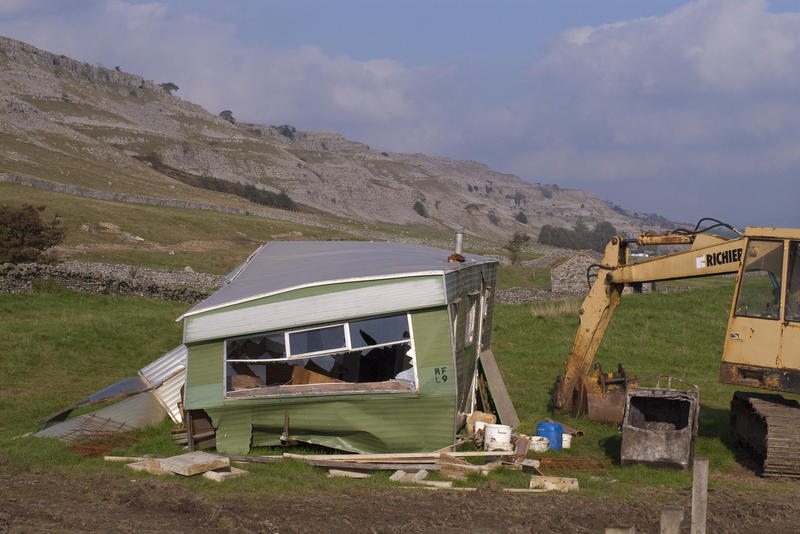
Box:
left=250, top=395, right=455, bottom=453
left=412, top=308, right=457, bottom=400
left=185, top=341, right=223, bottom=410
left=410, top=308, right=453, bottom=368
left=480, top=264, right=497, bottom=350
left=186, top=307, right=460, bottom=454
left=212, top=406, right=253, bottom=455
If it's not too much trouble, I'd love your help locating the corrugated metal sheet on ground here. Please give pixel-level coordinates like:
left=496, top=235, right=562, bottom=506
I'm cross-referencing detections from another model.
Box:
left=153, top=369, right=186, bottom=423
left=140, top=344, right=188, bottom=424
left=140, top=344, right=187, bottom=387
left=35, top=391, right=166, bottom=442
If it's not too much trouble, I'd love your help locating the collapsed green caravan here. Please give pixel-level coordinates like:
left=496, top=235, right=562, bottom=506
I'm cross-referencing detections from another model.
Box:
left=179, top=241, right=507, bottom=455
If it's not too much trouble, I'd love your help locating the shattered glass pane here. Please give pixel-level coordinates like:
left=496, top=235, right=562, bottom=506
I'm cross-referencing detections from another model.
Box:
left=349, top=314, right=410, bottom=348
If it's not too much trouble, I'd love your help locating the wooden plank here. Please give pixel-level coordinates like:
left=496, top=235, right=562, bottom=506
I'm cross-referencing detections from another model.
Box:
left=160, top=451, right=230, bottom=476
left=203, top=466, right=249, bottom=482
left=104, top=456, right=149, bottom=462
left=661, top=505, right=684, bottom=534
left=282, top=451, right=514, bottom=461
left=529, top=475, right=579, bottom=492
left=125, top=459, right=173, bottom=476
left=438, top=459, right=504, bottom=479
left=691, top=458, right=709, bottom=534
left=415, top=479, right=453, bottom=488
left=226, top=454, right=285, bottom=464
left=438, top=452, right=471, bottom=466
left=303, top=459, right=441, bottom=471
left=399, top=486, right=554, bottom=493
left=327, top=469, right=372, bottom=479
left=392, top=469, right=453, bottom=488
left=479, top=349, right=520, bottom=428
left=411, top=469, right=429, bottom=482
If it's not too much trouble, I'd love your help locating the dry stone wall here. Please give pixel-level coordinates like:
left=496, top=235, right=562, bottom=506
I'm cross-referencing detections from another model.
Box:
left=0, top=261, right=224, bottom=303
left=550, top=253, right=600, bottom=293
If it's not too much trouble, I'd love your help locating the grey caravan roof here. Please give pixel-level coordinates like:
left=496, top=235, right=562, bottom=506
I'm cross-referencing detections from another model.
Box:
left=181, top=241, right=496, bottom=318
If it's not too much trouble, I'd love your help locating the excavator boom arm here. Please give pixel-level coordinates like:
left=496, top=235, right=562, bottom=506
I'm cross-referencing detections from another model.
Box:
left=552, top=233, right=745, bottom=415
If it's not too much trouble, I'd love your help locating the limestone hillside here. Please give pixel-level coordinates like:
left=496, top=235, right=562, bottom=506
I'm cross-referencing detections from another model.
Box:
left=0, top=36, right=676, bottom=242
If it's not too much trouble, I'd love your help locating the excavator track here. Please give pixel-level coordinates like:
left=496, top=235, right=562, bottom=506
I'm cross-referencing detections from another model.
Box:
left=730, top=392, right=800, bottom=478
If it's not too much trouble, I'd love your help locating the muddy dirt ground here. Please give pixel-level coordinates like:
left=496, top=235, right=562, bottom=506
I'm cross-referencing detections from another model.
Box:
left=1, top=457, right=798, bottom=534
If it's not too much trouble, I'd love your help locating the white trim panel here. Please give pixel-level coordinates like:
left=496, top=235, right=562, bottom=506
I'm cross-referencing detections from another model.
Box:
left=178, top=270, right=447, bottom=321
left=184, top=277, right=446, bottom=343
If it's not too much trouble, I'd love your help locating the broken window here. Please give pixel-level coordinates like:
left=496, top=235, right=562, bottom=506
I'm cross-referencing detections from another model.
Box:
left=224, top=313, right=416, bottom=398
left=465, top=294, right=478, bottom=346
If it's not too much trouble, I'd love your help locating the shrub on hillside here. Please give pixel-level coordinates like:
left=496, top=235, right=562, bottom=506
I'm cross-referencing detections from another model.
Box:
left=139, top=153, right=297, bottom=211
left=537, top=219, right=617, bottom=252
left=158, top=82, right=179, bottom=94
left=0, top=204, right=64, bottom=263
left=505, top=231, right=530, bottom=265
left=413, top=201, right=428, bottom=218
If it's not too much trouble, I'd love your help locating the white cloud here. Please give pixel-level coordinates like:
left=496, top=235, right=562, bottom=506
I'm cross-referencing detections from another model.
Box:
left=498, top=0, right=800, bottom=225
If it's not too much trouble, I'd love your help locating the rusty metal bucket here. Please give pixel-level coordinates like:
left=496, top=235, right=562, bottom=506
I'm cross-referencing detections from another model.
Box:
left=571, top=363, right=630, bottom=426
left=620, top=375, right=700, bottom=470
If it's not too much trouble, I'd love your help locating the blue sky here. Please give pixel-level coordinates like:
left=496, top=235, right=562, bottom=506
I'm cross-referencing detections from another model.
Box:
left=1, top=0, right=799, bottom=228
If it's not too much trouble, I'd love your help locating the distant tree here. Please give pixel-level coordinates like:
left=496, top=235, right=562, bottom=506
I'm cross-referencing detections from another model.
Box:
left=0, top=204, right=64, bottom=263
left=487, top=209, right=500, bottom=225
left=537, top=220, right=616, bottom=252
left=159, top=82, right=179, bottom=94
left=505, top=231, right=530, bottom=265
left=514, top=211, right=528, bottom=224
left=413, top=201, right=428, bottom=218
left=275, top=124, right=296, bottom=139
left=590, top=221, right=617, bottom=251
left=219, top=110, right=236, bottom=124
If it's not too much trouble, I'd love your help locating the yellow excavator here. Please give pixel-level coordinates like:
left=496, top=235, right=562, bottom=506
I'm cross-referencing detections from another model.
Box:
left=552, top=219, right=800, bottom=477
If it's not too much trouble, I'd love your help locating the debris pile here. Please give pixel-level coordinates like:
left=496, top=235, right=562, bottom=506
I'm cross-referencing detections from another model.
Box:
left=107, top=451, right=248, bottom=483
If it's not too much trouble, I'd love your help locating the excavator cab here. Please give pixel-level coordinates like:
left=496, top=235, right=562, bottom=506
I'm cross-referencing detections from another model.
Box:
left=721, top=230, right=800, bottom=394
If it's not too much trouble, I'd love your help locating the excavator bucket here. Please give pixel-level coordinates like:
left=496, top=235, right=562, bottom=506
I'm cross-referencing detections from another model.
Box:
left=571, top=363, right=629, bottom=426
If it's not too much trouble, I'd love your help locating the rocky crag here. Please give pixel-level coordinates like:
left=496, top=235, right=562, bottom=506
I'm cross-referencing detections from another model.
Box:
left=0, top=35, right=674, bottom=242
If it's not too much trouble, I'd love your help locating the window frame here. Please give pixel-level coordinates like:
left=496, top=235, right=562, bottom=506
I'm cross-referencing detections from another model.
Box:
left=223, top=312, right=417, bottom=398
left=785, top=241, right=800, bottom=323
left=734, top=238, right=785, bottom=321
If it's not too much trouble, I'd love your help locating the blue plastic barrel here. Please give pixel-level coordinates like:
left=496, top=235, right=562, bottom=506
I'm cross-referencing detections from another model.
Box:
left=536, top=422, right=563, bottom=450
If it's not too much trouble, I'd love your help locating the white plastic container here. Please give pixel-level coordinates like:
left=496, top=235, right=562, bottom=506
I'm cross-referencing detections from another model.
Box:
left=562, top=433, right=572, bottom=449
left=483, top=423, right=512, bottom=451
left=529, top=435, right=550, bottom=452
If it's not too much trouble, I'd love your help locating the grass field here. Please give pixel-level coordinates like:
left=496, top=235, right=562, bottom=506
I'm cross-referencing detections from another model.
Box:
left=1, top=282, right=795, bottom=498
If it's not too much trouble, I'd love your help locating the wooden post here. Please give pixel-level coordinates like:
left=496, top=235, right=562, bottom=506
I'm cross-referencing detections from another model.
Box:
left=185, top=409, right=195, bottom=452
left=691, top=457, right=709, bottom=534
left=605, top=527, right=635, bottom=534
left=660, top=505, right=684, bottom=534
